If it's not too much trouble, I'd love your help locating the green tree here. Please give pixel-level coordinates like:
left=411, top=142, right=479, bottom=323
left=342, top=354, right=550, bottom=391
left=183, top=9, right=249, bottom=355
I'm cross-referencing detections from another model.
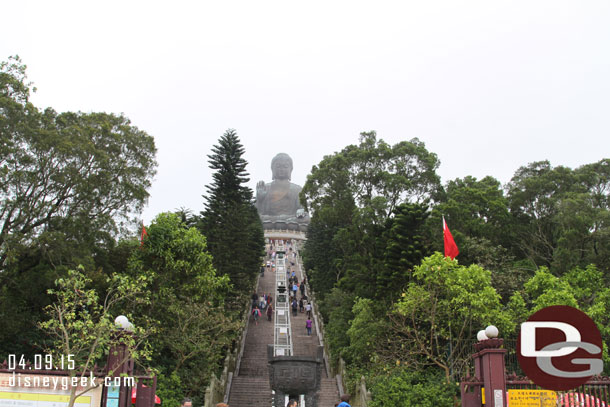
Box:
left=319, top=288, right=356, bottom=364
left=155, top=372, right=185, bottom=407
left=334, top=205, right=388, bottom=299
left=552, top=159, right=610, bottom=273
left=39, top=266, right=151, bottom=407
left=344, top=298, right=388, bottom=366
left=302, top=132, right=441, bottom=301
left=522, top=267, right=578, bottom=312
left=506, top=264, right=610, bottom=370
left=504, top=159, right=610, bottom=274
left=431, top=176, right=511, bottom=257
left=128, top=213, right=237, bottom=398
left=174, top=207, right=199, bottom=228
left=506, top=161, right=581, bottom=267
left=388, top=253, right=510, bottom=383
left=0, top=56, right=157, bottom=357
left=379, top=202, right=430, bottom=298
left=429, top=175, right=537, bottom=301
left=302, top=201, right=355, bottom=300
left=301, top=131, right=441, bottom=216
left=301, top=132, right=443, bottom=372
left=199, top=129, right=264, bottom=296
left=0, top=104, right=157, bottom=265
left=561, top=264, right=604, bottom=307
left=587, top=287, right=610, bottom=373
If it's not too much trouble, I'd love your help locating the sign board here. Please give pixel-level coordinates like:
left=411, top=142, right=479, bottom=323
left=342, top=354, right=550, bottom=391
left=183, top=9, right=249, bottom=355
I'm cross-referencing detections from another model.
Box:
left=507, top=389, right=557, bottom=407
left=494, top=389, right=503, bottom=407
left=0, top=373, right=103, bottom=407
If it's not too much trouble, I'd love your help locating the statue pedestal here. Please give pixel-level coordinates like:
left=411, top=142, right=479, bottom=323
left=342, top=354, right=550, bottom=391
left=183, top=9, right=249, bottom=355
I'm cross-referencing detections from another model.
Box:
left=264, top=230, right=307, bottom=241
left=262, top=218, right=308, bottom=233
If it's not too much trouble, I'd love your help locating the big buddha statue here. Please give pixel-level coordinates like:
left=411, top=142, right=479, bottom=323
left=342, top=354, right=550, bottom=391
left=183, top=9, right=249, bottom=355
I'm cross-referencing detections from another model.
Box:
left=256, top=153, right=309, bottom=231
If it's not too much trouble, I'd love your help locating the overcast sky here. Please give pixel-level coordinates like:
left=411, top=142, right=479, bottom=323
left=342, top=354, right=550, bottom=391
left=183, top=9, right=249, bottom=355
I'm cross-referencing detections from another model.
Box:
left=2, top=1, right=609, bottom=223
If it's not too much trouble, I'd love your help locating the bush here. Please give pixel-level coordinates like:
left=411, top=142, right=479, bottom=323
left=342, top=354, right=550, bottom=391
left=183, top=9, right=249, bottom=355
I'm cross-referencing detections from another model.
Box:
left=155, top=371, right=185, bottom=407
left=369, top=368, right=457, bottom=407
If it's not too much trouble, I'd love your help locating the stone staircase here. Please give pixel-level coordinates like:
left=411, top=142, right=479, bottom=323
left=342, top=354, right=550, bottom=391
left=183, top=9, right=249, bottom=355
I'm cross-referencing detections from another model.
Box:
left=228, top=376, right=271, bottom=407
left=319, top=378, right=341, bottom=406
left=228, top=269, right=275, bottom=407
left=228, top=248, right=340, bottom=407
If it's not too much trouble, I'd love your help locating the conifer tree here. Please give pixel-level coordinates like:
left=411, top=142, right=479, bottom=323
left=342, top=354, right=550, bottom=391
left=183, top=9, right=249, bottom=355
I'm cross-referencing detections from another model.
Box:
left=379, top=202, right=430, bottom=298
left=200, top=129, right=264, bottom=296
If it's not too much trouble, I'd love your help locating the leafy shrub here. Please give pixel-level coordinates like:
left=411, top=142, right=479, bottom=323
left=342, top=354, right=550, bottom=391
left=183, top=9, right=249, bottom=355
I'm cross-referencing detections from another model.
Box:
left=155, top=371, right=185, bottom=407
left=344, top=298, right=388, bottom=366
left=369, top=368, right=457, bottom=407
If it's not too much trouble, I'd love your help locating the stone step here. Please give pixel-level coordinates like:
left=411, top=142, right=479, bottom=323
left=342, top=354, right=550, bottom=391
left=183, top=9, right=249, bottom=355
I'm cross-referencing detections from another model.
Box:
left=318, top=378, right=340, bottom=406
left=228, top=377, right=272, bottom=407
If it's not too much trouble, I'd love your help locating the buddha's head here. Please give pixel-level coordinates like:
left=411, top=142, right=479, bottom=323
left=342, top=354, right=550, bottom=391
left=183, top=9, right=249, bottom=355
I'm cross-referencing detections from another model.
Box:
left=271, top=153, right=293, bottom=181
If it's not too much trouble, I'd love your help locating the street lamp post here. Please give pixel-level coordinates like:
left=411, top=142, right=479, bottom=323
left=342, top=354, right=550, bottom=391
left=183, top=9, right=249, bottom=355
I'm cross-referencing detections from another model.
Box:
left=102, top=316, right=135, bottom=407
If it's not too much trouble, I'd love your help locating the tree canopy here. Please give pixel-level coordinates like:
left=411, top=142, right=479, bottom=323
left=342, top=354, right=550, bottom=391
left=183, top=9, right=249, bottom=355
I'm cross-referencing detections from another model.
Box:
left=301, top=131, right=441, bottom=217
left=0, top=56, right=157, bottom=267
left=0, top=56, right=157, bottom=359
left=128, top=213, right=237, bottom=398
left=301, top=130, right=609, bottom=404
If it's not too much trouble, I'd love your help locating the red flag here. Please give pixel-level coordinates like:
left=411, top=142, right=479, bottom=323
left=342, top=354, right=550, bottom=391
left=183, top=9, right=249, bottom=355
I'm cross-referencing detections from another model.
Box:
left=140, top=224, right=148, bottom=246
left=443, top=216, right=459, bottom=259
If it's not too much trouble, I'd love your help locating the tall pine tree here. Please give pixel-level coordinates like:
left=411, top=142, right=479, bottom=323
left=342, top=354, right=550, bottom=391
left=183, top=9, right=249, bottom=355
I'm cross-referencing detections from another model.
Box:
left=199, top=129, right=264, bottom=297
left=378, top=202, right=430, bottom=299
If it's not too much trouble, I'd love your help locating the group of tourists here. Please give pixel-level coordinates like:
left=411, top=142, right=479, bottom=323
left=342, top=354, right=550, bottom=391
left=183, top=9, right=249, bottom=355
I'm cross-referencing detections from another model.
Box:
left=287, top=292, right=313, bottom=337
left=251, top=291, right=273, bottom=309
left=251, top=291, right=274, bottom=325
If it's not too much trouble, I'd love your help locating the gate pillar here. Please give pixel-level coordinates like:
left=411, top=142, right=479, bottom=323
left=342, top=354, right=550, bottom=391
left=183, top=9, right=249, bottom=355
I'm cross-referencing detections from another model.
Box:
left=473, top=338, right=507, bottom=407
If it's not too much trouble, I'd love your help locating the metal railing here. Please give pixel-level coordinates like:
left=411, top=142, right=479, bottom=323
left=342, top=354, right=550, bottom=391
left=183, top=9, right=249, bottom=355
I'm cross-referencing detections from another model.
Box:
left=274, top=241, right=293, bottom=356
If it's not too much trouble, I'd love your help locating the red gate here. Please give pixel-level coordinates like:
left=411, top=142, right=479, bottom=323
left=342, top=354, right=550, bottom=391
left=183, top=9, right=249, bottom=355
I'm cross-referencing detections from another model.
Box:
left=460, top=337, right=610, bottom=407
